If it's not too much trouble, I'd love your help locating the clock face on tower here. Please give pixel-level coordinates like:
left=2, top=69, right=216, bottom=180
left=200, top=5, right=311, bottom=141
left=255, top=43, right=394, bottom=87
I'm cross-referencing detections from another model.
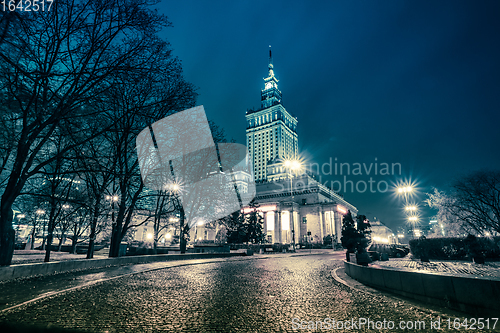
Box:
left=265, top=82, right=272, bottom=90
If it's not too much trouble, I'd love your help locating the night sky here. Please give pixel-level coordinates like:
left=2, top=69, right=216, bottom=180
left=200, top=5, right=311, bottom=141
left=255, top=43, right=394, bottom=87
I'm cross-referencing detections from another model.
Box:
left=157, top=1, right=500, bottom=231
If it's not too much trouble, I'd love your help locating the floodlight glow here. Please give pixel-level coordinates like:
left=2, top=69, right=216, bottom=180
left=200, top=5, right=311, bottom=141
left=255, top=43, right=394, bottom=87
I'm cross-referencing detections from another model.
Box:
left=337, top=205, right=347, bottom=215
left=291, top=160, right=301, bottom=170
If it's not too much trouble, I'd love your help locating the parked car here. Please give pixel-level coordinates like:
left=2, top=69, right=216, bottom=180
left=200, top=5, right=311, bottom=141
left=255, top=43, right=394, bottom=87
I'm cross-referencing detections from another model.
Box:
left=369, top=243, right=409, bottom=258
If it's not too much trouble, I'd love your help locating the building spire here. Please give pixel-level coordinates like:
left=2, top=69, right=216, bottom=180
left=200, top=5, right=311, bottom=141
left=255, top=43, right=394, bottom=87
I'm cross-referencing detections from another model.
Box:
left=261, top=46, right=281, bottom=108
left=269, top=45, right=273, bottom=69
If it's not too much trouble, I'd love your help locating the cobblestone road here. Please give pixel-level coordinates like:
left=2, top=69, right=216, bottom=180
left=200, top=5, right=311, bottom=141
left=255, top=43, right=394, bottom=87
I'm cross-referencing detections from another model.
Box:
left=0, top=253, right=497, bottom=332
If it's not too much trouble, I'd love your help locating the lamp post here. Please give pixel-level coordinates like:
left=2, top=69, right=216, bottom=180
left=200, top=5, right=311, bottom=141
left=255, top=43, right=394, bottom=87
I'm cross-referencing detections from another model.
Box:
left=396, top=185, right=414, bottom=204
left=105, top=195, right=119, bottom=226
left=165, top=182, right=186, bottom=253
left=396, top=182, right=418, bottom=240
left=408, top=216, right=419, bottom=239
left=284, top=159, right=301, bottom=252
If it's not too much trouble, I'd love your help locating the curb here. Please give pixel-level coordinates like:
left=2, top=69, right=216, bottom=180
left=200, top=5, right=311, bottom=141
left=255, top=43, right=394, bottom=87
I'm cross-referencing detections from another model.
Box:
left=344, top=260, right=500, bottom=317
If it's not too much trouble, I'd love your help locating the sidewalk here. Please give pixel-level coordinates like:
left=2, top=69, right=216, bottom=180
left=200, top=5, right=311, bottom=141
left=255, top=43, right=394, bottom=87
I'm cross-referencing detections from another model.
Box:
left=374, top=258, right=500, bottom=278
left=11, top=250, right=108, bottom=265
left=11, top=248, right=333, bottom=265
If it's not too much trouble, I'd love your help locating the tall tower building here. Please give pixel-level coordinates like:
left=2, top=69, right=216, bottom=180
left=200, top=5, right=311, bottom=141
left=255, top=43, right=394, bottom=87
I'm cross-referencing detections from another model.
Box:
left=246, top=48, right=298, bottom=181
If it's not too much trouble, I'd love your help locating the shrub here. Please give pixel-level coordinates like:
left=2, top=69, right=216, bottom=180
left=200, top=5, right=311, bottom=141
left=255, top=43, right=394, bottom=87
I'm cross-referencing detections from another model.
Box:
left=409, top=236, right=500, bottom=260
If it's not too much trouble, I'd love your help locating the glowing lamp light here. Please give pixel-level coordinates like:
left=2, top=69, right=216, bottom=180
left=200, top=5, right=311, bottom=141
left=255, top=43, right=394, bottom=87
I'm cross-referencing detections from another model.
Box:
left=284, top=159, right=302, bottom=171
left=146, top=233, right=153, bottom=240
left=165, top=182, right=181, bottom=192
left=336, top=205, right=347, bottom=215
left=165, top=233, right=172, bottom=240
left=373, top=236, right=389, bottom=244
left=197, top=220, right=204, bottom=226
left=408, top=216, right=418, bottom=222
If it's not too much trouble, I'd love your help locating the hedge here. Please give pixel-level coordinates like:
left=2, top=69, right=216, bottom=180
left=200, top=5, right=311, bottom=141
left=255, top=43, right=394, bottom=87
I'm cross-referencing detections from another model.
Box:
left=409, top=236, right=500, bottom=260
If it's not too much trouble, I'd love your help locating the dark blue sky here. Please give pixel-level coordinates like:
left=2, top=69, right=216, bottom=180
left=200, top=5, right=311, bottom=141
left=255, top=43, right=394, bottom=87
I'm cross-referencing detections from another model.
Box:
left=157, top=1, right=500, bottom=230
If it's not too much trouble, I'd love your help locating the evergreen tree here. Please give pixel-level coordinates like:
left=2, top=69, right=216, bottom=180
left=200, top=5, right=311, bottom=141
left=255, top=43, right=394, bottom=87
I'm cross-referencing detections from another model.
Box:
left=225, top=201, right=264, bottom=244
left=341, top=211, right=371, bottom=260
left=341, top=211, right=358, bottom=256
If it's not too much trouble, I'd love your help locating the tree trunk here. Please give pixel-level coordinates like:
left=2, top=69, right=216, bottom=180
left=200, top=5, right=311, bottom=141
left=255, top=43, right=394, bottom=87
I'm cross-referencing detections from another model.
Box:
left=86, top=218, right=97, bottom=259
left=0, top=204, right=14, bottom=266
left=30, top=226, right=36, bottom=250
left=57, top=233, right=65, bottom=252
left=44, top=200, right=58, bottom=262
left=70, top=236, right=77, bottom=254
left=0, top=228, right=15, bottom=266
left=109, top=223, right=124, bottom=257
left=179, top=208, right=186, bottom=254
left=87, top=220, right=97, bottom=259
left=44, top=232, right=53, bottom=262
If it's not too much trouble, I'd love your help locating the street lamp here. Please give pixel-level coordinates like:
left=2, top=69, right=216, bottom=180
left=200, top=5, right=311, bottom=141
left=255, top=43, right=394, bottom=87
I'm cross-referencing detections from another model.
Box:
left=106, top=195, right=119, bottom=248
left=396, top=184, right=415, bottom=204
left=408, top=216, right=419, bottom=238
left=404, top=205, right=417, bottom=212
left=106, top=194, right=119, bottom=226
left=284, top=159, right=302, bottom=252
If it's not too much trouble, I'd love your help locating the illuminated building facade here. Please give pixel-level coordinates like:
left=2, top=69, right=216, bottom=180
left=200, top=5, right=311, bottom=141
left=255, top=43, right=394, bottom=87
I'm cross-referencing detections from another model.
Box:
left=245, top=48, right=298, bottom=181
left=243, top=49, right=358, bottom=245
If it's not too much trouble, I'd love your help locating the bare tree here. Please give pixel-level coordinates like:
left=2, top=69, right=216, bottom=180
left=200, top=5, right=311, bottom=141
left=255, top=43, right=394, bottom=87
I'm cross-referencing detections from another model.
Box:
left=426, top=171, right=500, bottom=236
left=102, top=50, right=196, bottom=257
left=0, top=0, right=184, bottom=265
left=149, top=190, right=177, bottom=253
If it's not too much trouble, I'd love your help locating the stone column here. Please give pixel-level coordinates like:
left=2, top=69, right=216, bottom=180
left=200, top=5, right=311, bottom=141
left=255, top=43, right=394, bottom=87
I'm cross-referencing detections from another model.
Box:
left=293, top=208, right=299, bottom=245
left=318, top=207, right=324, bottom=243
left=334, top=211, right=343, bottom=243
left=274, top=210, right=281, bottom=244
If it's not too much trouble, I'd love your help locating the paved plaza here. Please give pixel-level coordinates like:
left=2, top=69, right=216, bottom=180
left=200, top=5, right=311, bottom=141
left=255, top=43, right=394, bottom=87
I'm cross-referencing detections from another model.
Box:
left=1, top=252, right=493, bottom=332
left=375, top=258, right=500, bottom=278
